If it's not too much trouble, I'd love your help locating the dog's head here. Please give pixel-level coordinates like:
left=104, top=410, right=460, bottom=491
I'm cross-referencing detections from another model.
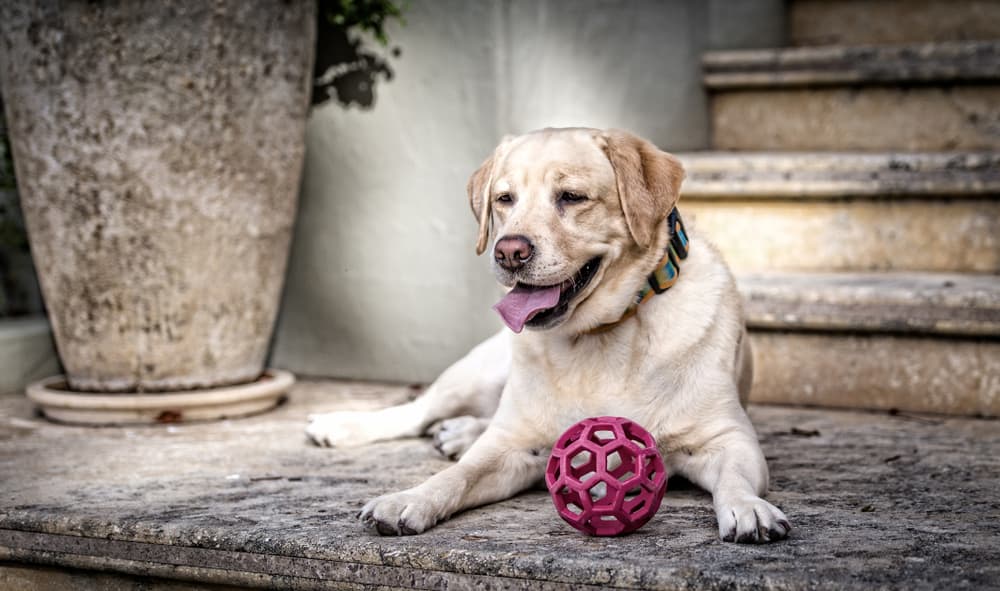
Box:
left=468, top=127, right=685, bottom=334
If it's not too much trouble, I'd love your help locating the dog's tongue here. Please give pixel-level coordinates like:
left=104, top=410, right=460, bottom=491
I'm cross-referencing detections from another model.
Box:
left=493, top=284, right=561, bottom=333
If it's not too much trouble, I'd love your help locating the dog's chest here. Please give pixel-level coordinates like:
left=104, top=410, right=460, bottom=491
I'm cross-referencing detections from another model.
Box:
left=514, top=331, right=677, bottom=423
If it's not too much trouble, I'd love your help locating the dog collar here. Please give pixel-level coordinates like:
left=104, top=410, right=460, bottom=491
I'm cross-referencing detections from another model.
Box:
left=585, top=208, right=689, bottom=334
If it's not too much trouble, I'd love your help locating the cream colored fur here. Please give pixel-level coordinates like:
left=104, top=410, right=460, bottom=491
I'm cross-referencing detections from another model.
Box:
left=307, top=128, right=790, bottom=543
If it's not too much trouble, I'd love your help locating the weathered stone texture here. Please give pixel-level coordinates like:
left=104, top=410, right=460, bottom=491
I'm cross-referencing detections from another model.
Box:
left=679, top=151, right=1000, bottom=198
left=678, top=151, right=1000, bottom=273
left=0, top=1, right=315, bottom=391
left=704, top=41, right=1000, bottom=88
left=1, top=380, right=999, bottom=589
left=0, top=563, right=245, bottom=591
left=740, top=272, right=1000, bottom=337
left=790, top=0, right=1000, bottom=46
left=712, top=86, right=1000, bottom=151
left=684, top=198, right=1000, bottom=272
left=750, top=332, right=1000, bottom=416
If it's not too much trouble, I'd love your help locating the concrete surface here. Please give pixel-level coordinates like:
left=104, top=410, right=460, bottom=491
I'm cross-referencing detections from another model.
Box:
left=0, top=317, right=58, bottom=395
left=271, top=0, right=504, bottom=385
left=707, top=0, right=786, bottom=50
left=679, top=151, right=1000, bottom=198
left=272, top=0, right=787, bottom=383
left=0, top=1, right=314, bottom=391
left=678, top=151, right=1000, bottom=272
left=703, top=41, right=1000, bottom=88
left=751, top=331, right=1000, bottom=417
left=738, top=273, right=1000, bottom=416
left=790, top=0, right=1000, bottom=46
left=712, top=86, right=1000, bottom=151
left=683, top=199, right=999, bottom=273
left=503, top=0, right=710, bottom=143
left=740, top=272, right=1000, bottom=337
left=1, top=380, right=999, bottom=590
left=0, top=563, right=243, bottom=591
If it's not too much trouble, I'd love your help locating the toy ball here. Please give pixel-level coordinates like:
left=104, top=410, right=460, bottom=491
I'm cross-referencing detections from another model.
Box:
left=545, top=416, right=667, bottom=536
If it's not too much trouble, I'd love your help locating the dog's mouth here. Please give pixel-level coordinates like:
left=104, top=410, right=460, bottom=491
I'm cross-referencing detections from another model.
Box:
left=493, top=257, right=602, bottom=333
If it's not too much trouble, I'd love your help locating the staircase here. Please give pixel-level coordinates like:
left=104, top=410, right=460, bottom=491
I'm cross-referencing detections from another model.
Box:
left=679, top=0, right=1000, bottom=417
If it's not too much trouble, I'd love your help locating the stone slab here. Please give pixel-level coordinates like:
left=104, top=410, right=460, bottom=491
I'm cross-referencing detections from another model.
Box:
left=0, top=563, right=244, bottom=591
left=679, top=151, right=1000, bottom=198
left=703, top=41, right=1000, bottom=88
left=677, top=151, right=1000, bottom=272
left=790, top=0, right=1000, bottom=46
left=739, top=272, right=1000, bottom=336
left=750, top=331, right=1000, bottom=417
left=1, top=381, right=999, bottom=589
left=712, top=86, right=1000, bottom=151
left=684, top=198, right=1000, bottom=273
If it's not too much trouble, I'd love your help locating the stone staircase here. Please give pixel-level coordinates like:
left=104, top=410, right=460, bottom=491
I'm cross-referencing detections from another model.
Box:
left=679, top=0, right=1000, bottom=417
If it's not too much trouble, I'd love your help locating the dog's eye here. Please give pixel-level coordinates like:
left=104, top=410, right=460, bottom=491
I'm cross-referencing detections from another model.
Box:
left=496, top=193, right=513, bottom=204
left=559, top=191, right=587, bottom=204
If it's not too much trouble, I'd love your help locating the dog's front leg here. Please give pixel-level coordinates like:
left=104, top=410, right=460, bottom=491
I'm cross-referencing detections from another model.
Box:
left=359, top=426, right=546, bottom=535
left=673, top=422, right=791, bottom=543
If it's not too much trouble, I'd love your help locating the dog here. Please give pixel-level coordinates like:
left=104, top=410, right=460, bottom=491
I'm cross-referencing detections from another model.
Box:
left=307, top=127, right=791, bottom=543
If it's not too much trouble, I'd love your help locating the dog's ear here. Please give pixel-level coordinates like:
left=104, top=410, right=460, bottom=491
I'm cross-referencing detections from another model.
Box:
left=467, top=136, right=515, bottom=255
left=600, top=129, right=685, bottom=249
left=467, top=153, right=495, bottom=255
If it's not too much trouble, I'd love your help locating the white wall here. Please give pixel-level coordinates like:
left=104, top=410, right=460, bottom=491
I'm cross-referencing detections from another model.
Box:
left=272, top=0, right=785, bottom=383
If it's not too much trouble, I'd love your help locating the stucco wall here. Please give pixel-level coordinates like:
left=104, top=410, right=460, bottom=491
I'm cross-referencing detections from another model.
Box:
left=272, top=0, right=785, bottom=383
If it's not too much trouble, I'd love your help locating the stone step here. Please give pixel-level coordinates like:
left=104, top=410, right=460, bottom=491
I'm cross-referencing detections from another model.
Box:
left=789, top=0, right=1000, bottom=46
left=678, top=151, right=1000, bottom=272
left=704, top=41, right=1000, bottom=89
left=2, top=381, right=999, bottom=589
left=739, top=271, right=1000, bottom=416
left=705, top=41, right=1000, bottom=151
left=740, top=272, right=1000, bottom=337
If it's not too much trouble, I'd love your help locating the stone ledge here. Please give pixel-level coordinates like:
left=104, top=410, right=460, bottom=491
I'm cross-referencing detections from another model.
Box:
left=678, top=151, right=1000, bottom=199
left=750, top=331, right=999, bottom=416
left=2, top=381, right=998, bottom=589
left=739, top=272, right=1000, bottom=337
left=711, top=86, right=1000, bottom=151
left=703, top=40, right=1000, bottom=88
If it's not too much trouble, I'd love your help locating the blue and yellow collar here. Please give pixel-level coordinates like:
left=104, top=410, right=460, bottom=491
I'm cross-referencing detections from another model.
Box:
left=586, top=208, right=689, bottom=334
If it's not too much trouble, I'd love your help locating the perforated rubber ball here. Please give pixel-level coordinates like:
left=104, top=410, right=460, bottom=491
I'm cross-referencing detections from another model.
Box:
left=544, top=416, right=667, bottom=536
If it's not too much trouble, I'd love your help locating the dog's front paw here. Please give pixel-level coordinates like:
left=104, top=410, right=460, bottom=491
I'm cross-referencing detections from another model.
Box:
left=430, top=416, right=489, bottom=460
left=359, top=490, right=440, bottom=535
left=715, top=494, right=791, bottom=543
left=306, top=411, right=378, bottom=447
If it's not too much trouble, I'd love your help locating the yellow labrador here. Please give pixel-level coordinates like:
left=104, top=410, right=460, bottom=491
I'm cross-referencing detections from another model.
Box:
left=307, top=127, right=790, bottom=543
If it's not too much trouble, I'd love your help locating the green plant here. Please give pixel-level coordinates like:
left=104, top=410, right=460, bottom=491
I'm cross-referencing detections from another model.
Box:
left=324, top=0, right=406, bottom=46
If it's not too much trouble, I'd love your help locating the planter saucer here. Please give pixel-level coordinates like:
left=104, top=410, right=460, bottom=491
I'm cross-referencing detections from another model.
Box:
left=26, top=369, right=294, bottom=425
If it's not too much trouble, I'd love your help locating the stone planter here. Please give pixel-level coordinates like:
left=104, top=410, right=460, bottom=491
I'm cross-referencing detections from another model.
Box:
left=0, top=1, right=315, bottom=421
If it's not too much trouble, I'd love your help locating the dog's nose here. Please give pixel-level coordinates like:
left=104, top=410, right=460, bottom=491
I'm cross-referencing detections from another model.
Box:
left=494, top=235, right=534, bottom=271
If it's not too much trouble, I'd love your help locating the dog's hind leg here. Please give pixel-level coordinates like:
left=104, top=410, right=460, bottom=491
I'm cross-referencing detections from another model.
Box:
left=306, top=330, right=511, bottom=448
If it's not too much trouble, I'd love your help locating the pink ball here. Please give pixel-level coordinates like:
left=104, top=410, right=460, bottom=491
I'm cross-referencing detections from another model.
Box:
left=545, top=416, right=667, bottom=536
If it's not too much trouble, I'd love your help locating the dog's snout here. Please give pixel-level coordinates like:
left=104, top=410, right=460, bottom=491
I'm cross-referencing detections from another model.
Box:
left=494, top=235, right=534, bottom=271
